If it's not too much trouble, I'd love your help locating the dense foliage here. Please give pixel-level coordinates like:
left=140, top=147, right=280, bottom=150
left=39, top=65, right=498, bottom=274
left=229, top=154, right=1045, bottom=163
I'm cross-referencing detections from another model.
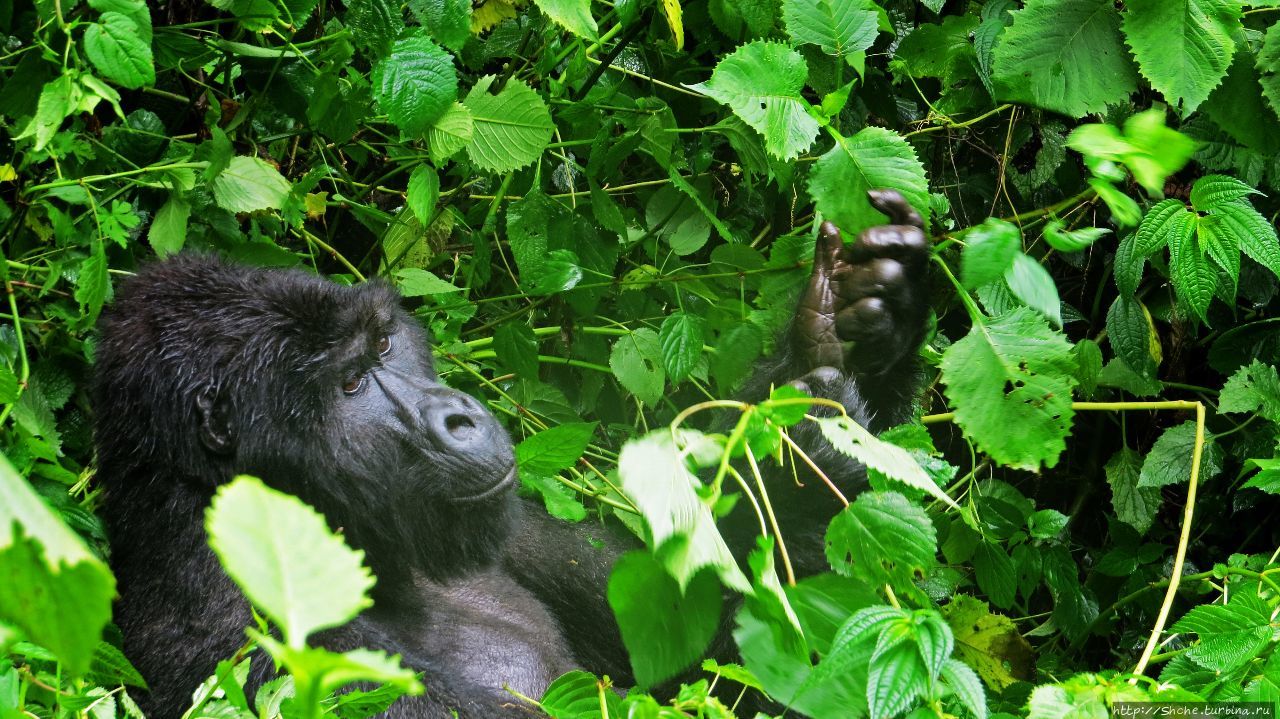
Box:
left=2, top=0, right=1280, bottom=717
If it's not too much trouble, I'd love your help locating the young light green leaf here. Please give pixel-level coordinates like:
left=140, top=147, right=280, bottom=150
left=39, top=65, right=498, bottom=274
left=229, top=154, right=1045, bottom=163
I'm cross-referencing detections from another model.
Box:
left=1003, top=253, right=1062, bottom=328
left=658, top=312, right=704, bottom=384
left=1089, top=178, right=1142, bottom=227
left=824, top=492, right=937, bottom=599
left=940, top=308, right=1079, bottom=470
left=0, top=453, right=115, bottom=675
left=521, top=473, right=588, bottom=523
left=372, top=33, right=458, bottom=135
left=1068, top=110, right=1197, bottom=195
left=516, top=422, right=597, bottom=475
left=781, top=0, right=880, bottom=59
left=815, top=415, right=957, bottom=508
left=462, top=76, right=554, bottom=173
left=1121, top=0, right=1240, bottom=114
left=809, top=127, right=930, bottom=236
left=1169, top=591, right=1273, bottom=672
left=533, top=0, right=598, bottom=40
left=427, top=102, right=473, bottom=164
left=992, top=0, right=1138, bottom=117
left=211, top=156, right=292, bottom=213
left=1106, top=295, right=1160, bottom=378
left=83, top=12, right=155, bottom=89
left=540, top=671, right=624, bottom=717
left=206, top=476, right=375, bottom=648
left=1167, top=213, right=1216, bottom=324
left=1190, top=174, right=1260, bottom=212
left=961, top=218, right=1020, bottom=290
left=149, top=195, right=190, bottom=257
left=1043, top=220, right=1110, bottom=253
left=405, top=165, right=440, bottom=222
left=1137, top=421, right=1223, bottom=488
left=689, top=41, right=819, bottom=161
left=1106, top=447, right=1160, bottom=535
left=610, top=329, right=665, bottom=408
left=1219, top=360, right=1280, bottom=422
left=393, top=268, right=462, bottom=296
left=253, top=636, right=422, bottom=705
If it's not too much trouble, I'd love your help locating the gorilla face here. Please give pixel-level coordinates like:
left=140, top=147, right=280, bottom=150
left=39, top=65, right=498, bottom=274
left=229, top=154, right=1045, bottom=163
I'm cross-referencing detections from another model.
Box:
left=94, top=255, right=517, bottom=586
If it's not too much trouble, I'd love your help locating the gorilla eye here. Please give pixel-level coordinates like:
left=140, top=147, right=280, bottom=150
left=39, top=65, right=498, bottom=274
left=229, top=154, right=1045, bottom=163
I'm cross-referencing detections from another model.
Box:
left=342, top=373, right=367, bottom=396
left=377, top=333, right=392, bottom=356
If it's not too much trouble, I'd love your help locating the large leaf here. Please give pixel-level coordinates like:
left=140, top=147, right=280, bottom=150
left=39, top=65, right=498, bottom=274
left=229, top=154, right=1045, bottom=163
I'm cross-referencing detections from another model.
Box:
left=1121, top=0, right=1240, bottom=114
left=1136, top=421, right=1223, bottom=489
left=781, top=0, right=880, bottom=59
left=1105, top=295, right=1160, bottom=378
left=533, top=0, right=598, bottom=40
left=1210, top=201, right=1280, bottom=280
left=689, top=41, right=819, bottom=161
left=992, top=0, right=1138, bottom=117
left=206, top=476, right=374, bottom=648
left=1003, top=253, right=1062, bottom=328
left=1260, top=20, right=1280, bottom=119
left=462, top=75, right=554, bottom=173
left=824, top=492, right=936, bottom=601
left=211, top=156, right=292, bottom=213
left=1168, top=214, right=1217, bottom=324
left=961, top=218, right=1020, bottom=290
left=372, top=33, right=458, bottom=135
left=808, top=127, right=929, bottom=236
left=0, top=453, right=115, bottom=675
left=939, top=308, right=1079, bottom=470
left=83, top=12, right=155, bottom=89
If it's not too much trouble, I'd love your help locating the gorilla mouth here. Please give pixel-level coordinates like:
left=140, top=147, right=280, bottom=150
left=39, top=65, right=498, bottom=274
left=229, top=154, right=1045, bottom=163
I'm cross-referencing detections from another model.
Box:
left=451, top=466, right=517, bottom=503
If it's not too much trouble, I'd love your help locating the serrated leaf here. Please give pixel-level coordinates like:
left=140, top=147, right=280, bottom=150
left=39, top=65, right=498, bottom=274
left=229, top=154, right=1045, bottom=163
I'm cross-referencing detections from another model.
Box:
left=941, top=658, right=988, bottom=719
left=1113, top=232, right=1144, bottom=296
left=206, top=476, right=374, bottom=648
left=1135, top=199, right=1193, bottom=256
left=816, top=416, right=957, bottom=508
left=1190, top=174, right=1260, bottom=212
left=1260, top=20, right=1280, bottom=118
left=1219, top=360, right=1280, bottom=422
left=1106, top=295, right=1160, bottom=378
left=427, top=102, right=473, bottom=163
left=75, top=242, right=110, bottom=319
left=940, top=309, right=1079, bottom=470
left=1121, top=0, right=1240, bottom=114
left=409, top=0, right=471, bottom=51
left=494, top=322, right=539, bottom=380
left=1043, top=220, right=1110, bottom=253
left=961, top=218, right=1020, bottom=290
left=867, top=639, right=928, bottom=719
left=149, top=195, right=189, bottom=257
left=1106, top=447, right=1160, bottom=535
left=211, top=156, right=291, bottom=213
left=781, top=0, right=879, bottom=58
left=533, top=0, right=598, bottom=39
left=1210, top=200, right=1280, bottom=280
left=372, top=33, right=458, bottom=135
left=992, top=0, right=1138, bottom=117
left=83, top=12, right=155, bottom=89
left=1003, top=253, right=1062, bottom=327
left=658, top=312, right=704, bottom=384
left=689, top=41, right=819, bottom=161
left=462, top=75, right=554, bottom=173
left=973, top=544, right=1016, bottom=610
left=516, top=422, right=597, bottom=475
left=540, top=670, right=624, bottom=717
left=610, top=329, right=665, bottom=408
left=405, top=165, right=440, bottom=222
left=809, top=126, right=930, bottom=236
left=941, top=596, right=1033, bottom=691
left=393, top=268, right=462, bottom=296
left=1137, top=421, right=1223, bottom=488
left=1170, top=591, right=1273, bottom=672
left=1168, top=213, right=1217, bottom=324
left=824, top=492, right=937, bottom=599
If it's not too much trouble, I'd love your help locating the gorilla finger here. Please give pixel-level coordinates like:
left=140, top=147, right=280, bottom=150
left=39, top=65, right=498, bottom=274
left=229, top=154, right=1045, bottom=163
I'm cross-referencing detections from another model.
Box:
left=833, top=258, right=904, bottom=302
left=813, top=221, right=844, bottom=272
left=850, top=226, right=930, bottom=263
left=868, top=189, right=923, bottom=228
left=835, top=297, right=894, bottom=340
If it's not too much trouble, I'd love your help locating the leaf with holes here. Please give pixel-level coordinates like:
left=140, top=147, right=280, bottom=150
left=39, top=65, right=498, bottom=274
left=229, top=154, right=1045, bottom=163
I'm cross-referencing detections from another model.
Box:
left=610, top=329, right=666, bottom=408
left=824, top=492, right=936, bottom=602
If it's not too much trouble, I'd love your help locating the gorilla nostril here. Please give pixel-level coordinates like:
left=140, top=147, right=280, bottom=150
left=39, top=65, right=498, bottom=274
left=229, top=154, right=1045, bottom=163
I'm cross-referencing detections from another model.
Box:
left=445, top=413, right=477, bottom=439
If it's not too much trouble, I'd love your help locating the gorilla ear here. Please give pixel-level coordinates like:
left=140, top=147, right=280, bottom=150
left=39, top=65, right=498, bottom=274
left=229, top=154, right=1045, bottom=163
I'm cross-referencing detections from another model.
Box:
left=196, top=388, right=235, bottom=455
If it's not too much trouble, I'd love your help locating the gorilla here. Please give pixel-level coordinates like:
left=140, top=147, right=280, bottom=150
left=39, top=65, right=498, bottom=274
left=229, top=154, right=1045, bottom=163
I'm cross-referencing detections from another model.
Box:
left=90, top=190, right=929, bottom=717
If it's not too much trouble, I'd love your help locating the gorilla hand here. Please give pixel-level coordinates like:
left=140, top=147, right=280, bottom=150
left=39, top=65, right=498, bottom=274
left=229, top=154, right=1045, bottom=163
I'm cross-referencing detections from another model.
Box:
left=792, top=189, right=930, bottom=379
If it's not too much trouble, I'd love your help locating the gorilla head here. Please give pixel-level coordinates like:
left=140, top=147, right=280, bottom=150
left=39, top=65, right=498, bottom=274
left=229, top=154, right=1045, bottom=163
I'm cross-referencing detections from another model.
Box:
left=94, top=254, right=516, bottom=586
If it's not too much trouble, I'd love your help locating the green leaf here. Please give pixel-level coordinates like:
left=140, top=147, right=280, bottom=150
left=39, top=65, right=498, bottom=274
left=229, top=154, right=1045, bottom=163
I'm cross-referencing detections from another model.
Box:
left=940, top=309, right=1079, bottom=471
left=494, top=322, right=539, bottom=381
left=1170, top=591, right=1273, bottom=672
left=1068, top=110, right=1198, bottom=195
left=1121, top=0, right=1240, bottom=114
left=83, top=12, right=156, bottom=89
left=19, top=74, right=75, bottom=152
left=1190, top=174, right=1260, bottom=212
left=941, top=658, right=988, bottom=719
left=973, top=544, right=1016, bottom=609
left=992, top=0, right=1138, bottom=117
left=1043, top=221, right=1110, bottom=254
left=608, top=549, right=722, bottom=689
left=540, top=670, right=624, bottom=718
left=533, top=0, right=598, bottom=40
left=75, top=241, right=111, bottom=319
left=815, top=416, right=957, bottom=508
left=1106, top=295, right=1160, bottom=378
left=941, top=596, right=1033, bottom=691
left=781, top=0, right=879, bottom=59
left=1089, top=178, right=1142, bottom=227
left=616, top=431, right=749, bottom=591
left=610, top=329, right=665, bottom=408
left=409, top=0, right=472, bottom=51
left=1106, top=447, right=1160, bottom=535
left=206, top=476, right=374, bottom=648
left=255, top=636, right=422, bottom=706
left=1135, top=199, right=1193, bottom=256
left=516, top=422, right=597, bottom=475
left=393, top=268, right=462, bottom=296
left=1260, top=20, right=1280, bottom=118
left=462, top=76, right=554, bottom=173
left=521, top=473, right=588, bottom=523
left=405, top=166, right=439, bottom=222
left=426, top=102, right=473, bottom=163
left=1168, top=213, right=1217, bottom=324
left=148, top=194, right=190, bottom=257
left=1137, top=421, right=1224, bottom=488
left=658, top=312, right=704, bottom=384
left=211, top=156, right=292, bottom=213
left=372, top=33, right=458, bottom=135
left=961, top=218, right=1020, bottom=290
left=1219, top=360, right=1280, bottom=422
left=867, top=638, right=929, bottom=719
left=1210, top=200, right=1280, bottom=280
left=1242, top=459, right=1280, bottom=495
left=0, top=452, right=115, bottom=675
left=824, top=492, right=937, bottom=601
left=809, top=127, right=930, bottom=236
left=1113, top=232, right=1144, bottom=296
left=690, top=41, right=820, bottom=161
left=1003, top=253, right=1062, bottom=328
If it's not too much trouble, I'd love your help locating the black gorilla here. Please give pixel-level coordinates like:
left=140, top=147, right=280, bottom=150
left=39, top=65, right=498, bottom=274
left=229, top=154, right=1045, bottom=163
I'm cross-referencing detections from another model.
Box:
left=91, top=190, right=929, bottom=716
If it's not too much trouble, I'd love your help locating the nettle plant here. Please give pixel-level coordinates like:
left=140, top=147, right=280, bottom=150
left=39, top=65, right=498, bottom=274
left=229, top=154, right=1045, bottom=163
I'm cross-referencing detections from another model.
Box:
left=3, top=0, right=1280, bottom=717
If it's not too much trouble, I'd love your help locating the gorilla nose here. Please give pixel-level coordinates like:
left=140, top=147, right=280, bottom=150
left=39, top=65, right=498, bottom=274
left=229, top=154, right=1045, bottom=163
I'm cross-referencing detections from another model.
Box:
left=421, top=390, right=493, bottom=450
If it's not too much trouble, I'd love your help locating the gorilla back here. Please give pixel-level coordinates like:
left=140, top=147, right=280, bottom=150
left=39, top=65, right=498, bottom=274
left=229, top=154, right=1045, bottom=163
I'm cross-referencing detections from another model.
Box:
left=93, top=255, right=580, bottom=717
